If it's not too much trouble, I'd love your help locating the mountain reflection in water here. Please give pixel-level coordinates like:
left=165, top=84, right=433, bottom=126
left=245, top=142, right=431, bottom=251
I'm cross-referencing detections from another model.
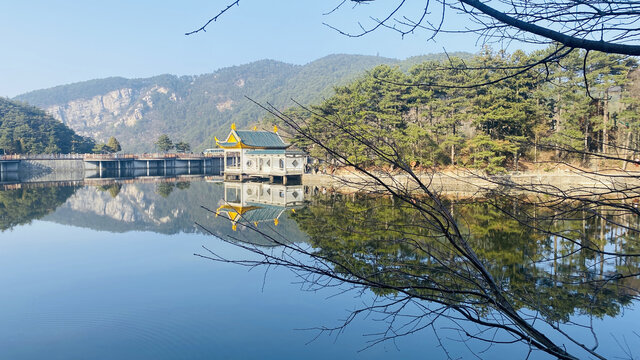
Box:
left=0, top=179, right=306, bottom=246
left=0, top=178, right=639, bottom=359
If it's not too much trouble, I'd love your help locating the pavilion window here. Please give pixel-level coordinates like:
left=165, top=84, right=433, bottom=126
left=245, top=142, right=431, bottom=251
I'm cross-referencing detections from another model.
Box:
left=225, top=187, right=241, bottom=203
left=226, top=152, right=240, bottom=168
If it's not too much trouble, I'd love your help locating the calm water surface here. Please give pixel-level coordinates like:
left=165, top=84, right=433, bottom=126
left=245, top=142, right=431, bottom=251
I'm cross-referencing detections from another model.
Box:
left=0, top=179, right=638, bottom=359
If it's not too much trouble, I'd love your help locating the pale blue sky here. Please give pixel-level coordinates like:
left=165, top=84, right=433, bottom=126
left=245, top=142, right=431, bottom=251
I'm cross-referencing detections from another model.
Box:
left=0, top=1, right=527, bottom=97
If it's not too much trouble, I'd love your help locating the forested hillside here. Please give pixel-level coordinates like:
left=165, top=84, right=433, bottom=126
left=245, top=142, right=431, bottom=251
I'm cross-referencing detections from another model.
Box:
left=14, top=54, right=469, bottom=152
left=280, top=47, right=639, bottom=173
left=0, top=98, right=94, bottom=154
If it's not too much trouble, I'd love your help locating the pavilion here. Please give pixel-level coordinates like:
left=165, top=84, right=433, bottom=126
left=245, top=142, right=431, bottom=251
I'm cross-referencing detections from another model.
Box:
left=216, top=124, right=306, bottom=183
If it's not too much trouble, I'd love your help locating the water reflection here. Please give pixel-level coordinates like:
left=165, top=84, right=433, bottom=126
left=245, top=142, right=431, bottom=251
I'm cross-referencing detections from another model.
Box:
left=2, top=177, right=639, bottom=358
left=0, top=185, right=79, bottom=230
left=0, top=171, right=20, bottom=184
left=297, top=194, right=638, bottom=308
left=85, top=166, right=220, bottom=179
left=216, top=182, right=304, bottom=232
left=0, top=179, right=307, bottom=246
left=239, top=191, right=640, bottom=359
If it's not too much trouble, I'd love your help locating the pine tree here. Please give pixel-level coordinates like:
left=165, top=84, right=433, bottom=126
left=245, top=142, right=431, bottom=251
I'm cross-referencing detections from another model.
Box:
left=175, top=141, right=191, bottom=153
left=106, top=136, right=122, bottom=153
left=155, top=134, right=173, bottom=152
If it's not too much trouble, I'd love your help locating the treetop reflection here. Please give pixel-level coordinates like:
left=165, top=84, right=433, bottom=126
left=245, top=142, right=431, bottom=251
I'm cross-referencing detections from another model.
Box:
left=202, top=190, right=640, bottom=359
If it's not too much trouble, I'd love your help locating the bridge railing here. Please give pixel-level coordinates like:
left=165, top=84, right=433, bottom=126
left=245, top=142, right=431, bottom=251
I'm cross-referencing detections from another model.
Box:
left=135, top=152, right=222, bottom=159
left=136, top=153, right=180, bottom=159
left=1, top=152, right=224, bottom=161
left=0, top=153, right=84, bottom=160
left=84, top=153, right=137, bottom=160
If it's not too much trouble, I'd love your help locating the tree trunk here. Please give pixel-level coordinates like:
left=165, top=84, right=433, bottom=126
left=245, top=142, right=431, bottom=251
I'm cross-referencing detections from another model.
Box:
left=603, top=96, right=609, bottom=154
left=555, top=93, right=561, bottom=159
left=451, top=123, right=456, bottom=165
left=534, top=134, right=538, bottom=163
left=583, top=117, right=589, bottom=164
left=622, top=130, right=633, bottom=170
left=451, top=144, right=455, bottom=165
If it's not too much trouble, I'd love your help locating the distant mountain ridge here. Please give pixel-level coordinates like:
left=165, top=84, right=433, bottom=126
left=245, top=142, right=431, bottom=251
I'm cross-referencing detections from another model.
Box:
left=14, top=53, right=472, bottom=152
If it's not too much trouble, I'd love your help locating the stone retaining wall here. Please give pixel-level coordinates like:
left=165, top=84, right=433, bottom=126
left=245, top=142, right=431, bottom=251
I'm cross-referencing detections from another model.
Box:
left=303, top=170, right=640, bottom=197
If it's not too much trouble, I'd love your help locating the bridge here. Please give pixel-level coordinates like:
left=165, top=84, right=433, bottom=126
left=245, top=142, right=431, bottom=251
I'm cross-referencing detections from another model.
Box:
left=83, top=153, right=223, bottom=177
left=0, top=152, right=224, bottom=182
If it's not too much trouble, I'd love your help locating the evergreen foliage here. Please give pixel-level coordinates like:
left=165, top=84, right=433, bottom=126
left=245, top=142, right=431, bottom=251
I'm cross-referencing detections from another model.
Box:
left=92, top=143, right=110, bottom=154
left=155, top=134, right=173, bottom=152
left=174, top=141, right=191, bottom=153
left=106, top=137, right=122, bottom=152
left=279, top=46, right=639, bottom=173
left=0, top=97, right=94, bottom=154
left=92, top=136, right=123, bottom=154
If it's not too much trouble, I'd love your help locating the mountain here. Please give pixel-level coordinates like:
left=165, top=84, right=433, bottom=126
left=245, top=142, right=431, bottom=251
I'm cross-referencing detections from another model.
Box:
left=0, top=97, right=94, bottom=154
left=14, top=53, right=472, bottom=152
left=42, top=181, right=307, bottom=246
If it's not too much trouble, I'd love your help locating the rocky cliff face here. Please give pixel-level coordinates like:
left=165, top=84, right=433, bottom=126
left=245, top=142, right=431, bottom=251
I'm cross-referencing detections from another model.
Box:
left=46, top=86, right=179, bottom=143
left=14, top=54, right=420, bottom=152
left=14, top=62, right=302, bottom=152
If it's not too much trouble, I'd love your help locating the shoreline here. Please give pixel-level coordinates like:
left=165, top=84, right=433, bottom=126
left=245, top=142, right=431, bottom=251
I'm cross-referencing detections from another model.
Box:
left=4, top=164, right=639, bottom=198
left=302, top=168, right=640, bottom=197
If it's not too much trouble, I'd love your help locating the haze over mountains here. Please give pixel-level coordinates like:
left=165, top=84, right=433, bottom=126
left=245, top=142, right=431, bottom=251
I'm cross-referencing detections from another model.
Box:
left=14, top=53, right=471, bottom=152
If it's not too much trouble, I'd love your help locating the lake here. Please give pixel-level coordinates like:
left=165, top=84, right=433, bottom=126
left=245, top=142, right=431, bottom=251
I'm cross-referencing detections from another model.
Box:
left=1, top=178, right=638, bottom=359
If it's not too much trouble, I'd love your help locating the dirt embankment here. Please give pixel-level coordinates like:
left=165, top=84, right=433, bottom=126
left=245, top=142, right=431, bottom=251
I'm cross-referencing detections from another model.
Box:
left=302, top=168, right=640, bottom=197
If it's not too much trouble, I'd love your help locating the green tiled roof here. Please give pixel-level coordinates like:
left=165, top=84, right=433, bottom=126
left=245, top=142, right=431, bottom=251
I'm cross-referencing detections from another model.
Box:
left=238, top=204, right=286, bottom=223
left=235, top=130, right=288, bottom=148
left=245, top=149, right=285, bottom=155
left=245, top=149, right=306, bottom=155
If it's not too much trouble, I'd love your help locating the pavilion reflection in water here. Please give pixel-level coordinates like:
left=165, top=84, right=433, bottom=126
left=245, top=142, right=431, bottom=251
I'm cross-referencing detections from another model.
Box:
left=216, top=181, right=305, bottom=231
